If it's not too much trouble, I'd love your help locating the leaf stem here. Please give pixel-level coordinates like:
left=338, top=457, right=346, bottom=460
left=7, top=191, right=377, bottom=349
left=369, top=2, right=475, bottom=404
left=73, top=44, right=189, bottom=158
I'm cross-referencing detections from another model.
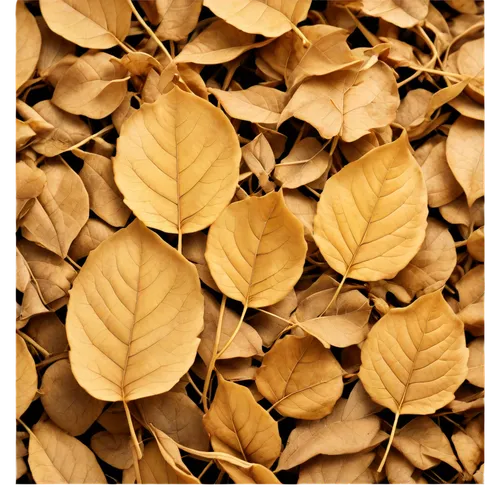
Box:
left=320, top=273, right=348, bottom=317
left=254, top=308, right=294, bottom=325
left=378, top=411, right=400, bottom=472
left=68, top=124, right=114, bottom=153
left=290, top=24, right=311, bottom=48
left=203, top=295, right=227, bottom=412
left=177, top=233, right=182, bottom=254
left=216, top=304, right=248, bottom=360
left=114, top=36, right=134, bottom=54
left=17, top=331, right=50, bottom=358
left=304, top=185, right=320, bottom=198
left=198, top=460, right=214, bottom=480
left=66, top=255, right=81, bottom=270
left=130, top=436, right=143, bottom=484
left=186, top=372, right=203, bottom=399
left=35, top=351, right=68, bottom=369
left=123, top=400, right=143, bottom=460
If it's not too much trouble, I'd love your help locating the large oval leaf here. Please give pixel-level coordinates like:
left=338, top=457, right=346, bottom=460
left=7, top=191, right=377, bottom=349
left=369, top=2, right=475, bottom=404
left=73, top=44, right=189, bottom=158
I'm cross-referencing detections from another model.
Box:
left=16, top=2, right=42, bottom=90
left=255, top=335, right=343, bottom=420
left=114, top=86, right=240, bottom=235
left=205, top=190, right=307, bottom=308
left=359, top=290, right=468, bottom=415
left=40, top=0, right=131, bottom=49
left=313, top=132, right=428, bottom=282
left=66, top=219, right=204, bottom=402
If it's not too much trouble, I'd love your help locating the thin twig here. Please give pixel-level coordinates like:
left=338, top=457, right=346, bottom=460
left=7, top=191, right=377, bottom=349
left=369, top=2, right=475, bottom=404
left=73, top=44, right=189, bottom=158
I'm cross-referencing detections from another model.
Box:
left=17, top=331, right=50, bottom=358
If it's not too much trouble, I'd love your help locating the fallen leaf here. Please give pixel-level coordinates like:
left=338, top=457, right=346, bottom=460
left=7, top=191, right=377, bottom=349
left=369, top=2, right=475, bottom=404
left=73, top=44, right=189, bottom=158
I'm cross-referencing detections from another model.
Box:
left=114, top=86, right=240, bottom=235
left=255, top=335, right=343, bottom=419
left=359, top=291, right=468, bottom=416
left=28, top=419, right=107, bottom=484
left=456, top=265, right=484, bottom=336
left=152, top=0, right=203, bottom=42
left=203, top=375, right=281, bottom=467
left=210, top=85, right=289, bottom=125
left=280, top=62, right=399, bottom=141
left=467, top=337, right=484, bottom=388
left=203, top=0, right=312, bottom=37
left=451, top=430, right=482, bottom=475
left=362, top=0, right=430, bottom=28
left=314, top=132, right=428, bottom=282
left=52, top=51, right=129, bottom=119
left=467, top=226, right=484, bottom=261
left=68, top=219, right=117, bottom=262
left=90, top=432, right=134, bottom=469
left=205, top=190, right=307, bottom=308
left=16, top=335, right=38, bottom=419
left=40, top=360, right=105, bottom=436
left=40, top=0, right=132, bottom=49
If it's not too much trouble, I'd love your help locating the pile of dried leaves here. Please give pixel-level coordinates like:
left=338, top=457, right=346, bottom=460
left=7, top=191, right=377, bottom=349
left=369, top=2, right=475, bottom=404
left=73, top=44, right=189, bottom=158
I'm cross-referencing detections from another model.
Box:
left=15, top=0, right=484, bottom=485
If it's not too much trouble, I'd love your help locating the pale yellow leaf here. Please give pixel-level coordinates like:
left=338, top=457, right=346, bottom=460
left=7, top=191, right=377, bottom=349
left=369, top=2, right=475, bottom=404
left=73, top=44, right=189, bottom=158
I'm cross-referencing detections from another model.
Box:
left=280, top=62, right=399, bottom=141
left=203, top=375, right=281, bottom=467
left=210, top=85, right=289, bottom=125
left=114, top=86, right=240, bottom=234
left=359, top=291, right=468, bottom=415
left=52, top=51, right=129, bottom=119
left=40, top=359, right=105, bottom=436
left=203, top=0, right=311, bottom=38
left=446, top=116, right=484, bottom=207
left=16, top=335, right=38, bottom=419
left=16, top=2, right=42, bottom=90
left=362, top=0, right=430, bottom=28
left=21, top=158, right=89, bottom=258
left=66, top=219, right=204, bottom=402
left=256, top=335, right=343, bottom=419
left=205, top=190, right=307, bottom=308
left=314, top=132, right=428, bottom=282
left=28, top=419, right=106, bottom=484
left=40, top=0, right=132, bottom=49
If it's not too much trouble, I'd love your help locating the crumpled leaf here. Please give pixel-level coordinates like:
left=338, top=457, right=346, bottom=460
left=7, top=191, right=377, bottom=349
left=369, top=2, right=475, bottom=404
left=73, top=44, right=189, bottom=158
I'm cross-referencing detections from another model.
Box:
left=40, top=0, right=132, bottom=50
left=203, top=0, right=312, bottom=38
left=66, top=219, right=204, bottom=402
left=28, top=419, right=107, bottom=484
left=114, top=86, right=240, bottom=235
left=52, top=51, right=129, bottom=119
left=205, top=190, right=307, bottom=308
left=359, top=290, right=468, bottom=415
left=280, top=62, right=399, bottom=141
left=40, top=359, right=105, bottom=436
left=203, top=374, right=281, bottom=467
left=16, top=335, right=38, bottom=419
left=314, top=132, right=428, bottom=282
left=255, top=335, right=343, bottom=419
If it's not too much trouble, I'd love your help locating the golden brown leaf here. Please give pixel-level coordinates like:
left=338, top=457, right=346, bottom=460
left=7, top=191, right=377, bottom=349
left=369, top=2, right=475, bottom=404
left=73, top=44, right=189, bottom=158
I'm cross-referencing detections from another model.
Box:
left=152, top=0, right=203, bottom=42
left=467, top=337, right=484, bottom=388
left=256, top=335, right=343, bottom=419
left=24, top=313, right=68, bottom=355
left=40, top=0, right=132, bottom=49
left=114, top=86, right=240, bottom=235
left=206, top=190, right=307, bottom=308
left=314, top=132, right=428, bottom=282
left=456, top=265, right=484, bottom=336
left=68, top=219, right=117, bottom=262
left=203, top=375, right=281, bottom=467
left=467, top=226, right=484, bottom=261
left=40, top=360, right=105, bottom=436
left=28, top=419, right=106, bottom=484
left=362, top=0, right=430, bottom=28
left=16, top=335, right=38, bottom=419
left=90, top=432, right=134, bottom=469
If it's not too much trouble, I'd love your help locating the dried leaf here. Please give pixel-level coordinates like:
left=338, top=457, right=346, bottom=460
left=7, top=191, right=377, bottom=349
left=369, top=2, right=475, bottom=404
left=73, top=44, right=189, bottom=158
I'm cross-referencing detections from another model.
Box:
left=362, top=0, right=430, bottom=28
left=203, top=375, right=281, bottom=467
left=68, top=219, right=117, bottom=262
left=66, top=219, right=204, bottom=401
left=314, top=132, right=428, bottom=282
left=256, top=335, right=343, bottom=419
left=40, top=0, right=132, bottom=49
left=467, top=226, right=484, bottom=262
left=40, top=360, right=105, bottom=436
left=205, top=190, right=307, bottom=308
left=153, top=0, right=203, bottom=42
left=91, top=432, right=134, bottom=469
left=16, top=335, right=38, bottom=419
left=28, top=419, right=107, bottom=484
left=114, top=86, right=240, bottom=234
left=467, top=337, right=484, bottom=388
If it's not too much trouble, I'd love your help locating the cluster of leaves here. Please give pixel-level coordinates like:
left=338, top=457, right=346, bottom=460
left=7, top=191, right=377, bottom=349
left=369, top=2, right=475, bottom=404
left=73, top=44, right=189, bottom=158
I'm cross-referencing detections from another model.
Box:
left=16, top=0, right=484, bottom=485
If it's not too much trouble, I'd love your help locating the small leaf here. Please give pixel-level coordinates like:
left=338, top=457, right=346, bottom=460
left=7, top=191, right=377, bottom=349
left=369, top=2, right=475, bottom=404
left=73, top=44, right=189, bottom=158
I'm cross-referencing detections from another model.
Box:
left=314, top=132, right=428, bottom=282
left=206, top=190, right=307, bottom=308
left=40, top=0, right=132, bottom=49
left=66, top=219, right=204, bottom=402
left=28, top=419, right=107, bottom=484
left=203, top=375, right=281, bottom=467
left=16, top=335, right=38, bottom=419
left=467, top=337, right=484, bottom=388
left=114, top=86, right=240, bottom=235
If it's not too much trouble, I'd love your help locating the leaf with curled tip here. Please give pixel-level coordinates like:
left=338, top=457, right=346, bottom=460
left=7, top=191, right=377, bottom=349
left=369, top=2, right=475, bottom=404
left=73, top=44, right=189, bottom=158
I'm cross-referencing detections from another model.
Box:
left=40, top=0, right=131, bottom=50
left=66, top=219, right=204, bottom=403
left=314, top=132, right=428, bottom=282
left=205, top=190, right=307, bottom=308
left=203, top=0, right=312, bottom=38
left=113, top=86, right=240, bottom=235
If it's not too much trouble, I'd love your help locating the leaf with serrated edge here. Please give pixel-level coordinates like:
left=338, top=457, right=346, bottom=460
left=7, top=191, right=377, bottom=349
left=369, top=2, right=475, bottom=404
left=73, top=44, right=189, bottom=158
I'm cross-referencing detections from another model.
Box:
left=314, top=132, right=428, bottom=282
left=113, top=86, right=240, bottom=235
left=206, top=190, right=307, bottom=308
left=40, top=360, right=105, bottom=436
left=203, top=0, right=311, bottom=38
left=203, top=375, right=281, bottom=467
left=256, top=335, right=343, bottom=419
left=39, top=0, right=131, bottom=49
left=66, top=219, right=204, bottom=402
left=28, top=419, right=106, bottom=484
